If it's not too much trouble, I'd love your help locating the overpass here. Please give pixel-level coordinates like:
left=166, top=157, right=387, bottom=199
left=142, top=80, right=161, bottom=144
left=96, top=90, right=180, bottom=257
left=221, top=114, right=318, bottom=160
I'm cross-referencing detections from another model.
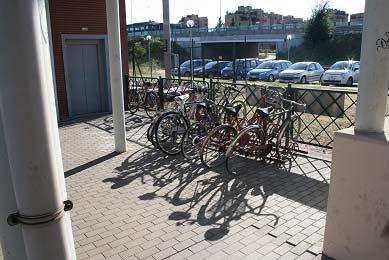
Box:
left=128, top=23, right=363, bottom=60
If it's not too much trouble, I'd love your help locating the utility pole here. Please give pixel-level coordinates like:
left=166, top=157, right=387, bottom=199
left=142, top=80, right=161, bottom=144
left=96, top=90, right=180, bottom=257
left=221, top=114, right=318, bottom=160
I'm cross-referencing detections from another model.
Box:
left=162, top=0, right=172, bottom=78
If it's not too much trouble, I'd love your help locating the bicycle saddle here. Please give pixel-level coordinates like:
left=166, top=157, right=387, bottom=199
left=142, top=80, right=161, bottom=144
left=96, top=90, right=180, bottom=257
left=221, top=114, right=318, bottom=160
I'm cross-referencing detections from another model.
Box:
left=256, top=106, right=274, bottom=118
left=165, top=92, right=181, bottom=102
left=175, top=94, right=190, bottom=104
left=224, top=104, right=243, bottom=116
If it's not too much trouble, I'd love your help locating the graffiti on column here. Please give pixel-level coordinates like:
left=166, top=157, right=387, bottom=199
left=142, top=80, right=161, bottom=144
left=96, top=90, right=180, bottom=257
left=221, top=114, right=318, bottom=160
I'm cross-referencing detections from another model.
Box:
left=376, top=32, right=389, bottom=51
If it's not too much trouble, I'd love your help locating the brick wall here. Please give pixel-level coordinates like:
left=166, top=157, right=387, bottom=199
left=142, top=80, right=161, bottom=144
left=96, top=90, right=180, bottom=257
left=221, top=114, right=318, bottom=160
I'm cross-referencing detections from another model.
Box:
left=49, top=0, right=128, bottom=120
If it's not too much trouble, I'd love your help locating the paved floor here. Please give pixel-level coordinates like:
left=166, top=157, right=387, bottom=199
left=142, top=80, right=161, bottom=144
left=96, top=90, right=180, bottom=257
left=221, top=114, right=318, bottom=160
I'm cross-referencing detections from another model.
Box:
left=1, top=112, right=332, bottom=260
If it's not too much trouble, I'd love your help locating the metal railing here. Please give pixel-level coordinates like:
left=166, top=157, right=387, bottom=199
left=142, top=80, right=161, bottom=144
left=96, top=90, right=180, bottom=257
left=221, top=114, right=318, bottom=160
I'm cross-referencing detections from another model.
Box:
left=126, top=76, right=387, bottom=149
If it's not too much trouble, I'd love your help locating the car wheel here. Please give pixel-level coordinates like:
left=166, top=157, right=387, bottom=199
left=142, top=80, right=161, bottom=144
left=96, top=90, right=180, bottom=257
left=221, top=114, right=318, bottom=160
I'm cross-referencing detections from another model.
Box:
left=184, top=72, right=190, bottom=77
left=346, top=77, right=353, bottom=87
left=236, top=74, right=242, bottom=80
left=268, top=74, right=275, bottom=82
left=207, top=72, right=214, bottom=78
left=300, top=76, right=307, bottom=84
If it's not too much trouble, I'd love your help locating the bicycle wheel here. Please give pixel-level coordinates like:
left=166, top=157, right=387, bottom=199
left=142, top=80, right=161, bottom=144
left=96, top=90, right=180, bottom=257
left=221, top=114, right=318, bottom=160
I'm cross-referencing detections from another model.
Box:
left=155, top=112, right=189, bottom=156
left=147, top=123, right=158, bottom=148
left=145, top=92, right=159, bottom=118
left=127, top=90, right=140, bottom=114
left=275, top=116, right=301, bottom=160
left=200, top=124, right=237, bottom=168
left=181, top=122, right=207, bottom=160
left=225, top=126, right=266, bottom=176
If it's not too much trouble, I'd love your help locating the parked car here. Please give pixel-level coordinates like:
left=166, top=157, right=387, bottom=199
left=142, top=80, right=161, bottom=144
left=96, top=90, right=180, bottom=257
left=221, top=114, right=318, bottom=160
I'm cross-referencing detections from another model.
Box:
left=321, top=61, right=360, bottom=86
left=193, top=61, right=230, bottom=78
left=247, top=60, right=292, bottom=82
left=279, top=62, right=324, bottom=84
left=177, top=59, right=212, bottom=77
left=221, top=58, right=261, bottom=80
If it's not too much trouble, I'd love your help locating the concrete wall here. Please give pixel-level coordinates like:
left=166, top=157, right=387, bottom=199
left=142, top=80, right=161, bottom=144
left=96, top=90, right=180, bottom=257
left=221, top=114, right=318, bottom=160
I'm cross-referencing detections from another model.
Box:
left=323, top=126, right=389, bottom=260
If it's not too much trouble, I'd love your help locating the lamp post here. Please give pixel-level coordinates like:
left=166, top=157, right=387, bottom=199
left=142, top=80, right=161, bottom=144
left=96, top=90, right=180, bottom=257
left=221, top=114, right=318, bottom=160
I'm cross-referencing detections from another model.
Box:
left=145, top=35, right=152, bottom=77
left=187, top=19, right=195, bottom=82
left=286, top=34, right=292, bottom=61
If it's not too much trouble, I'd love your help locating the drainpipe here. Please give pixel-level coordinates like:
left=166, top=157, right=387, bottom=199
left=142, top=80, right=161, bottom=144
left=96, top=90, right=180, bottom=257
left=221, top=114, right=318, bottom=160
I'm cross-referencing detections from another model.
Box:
left=106, top=0, right=127, bottom=153
left=355, top=0, right=389, bottom=133
left=0, top=0, right=75, bottom=259
left=0, top=114, right=26, bottom=260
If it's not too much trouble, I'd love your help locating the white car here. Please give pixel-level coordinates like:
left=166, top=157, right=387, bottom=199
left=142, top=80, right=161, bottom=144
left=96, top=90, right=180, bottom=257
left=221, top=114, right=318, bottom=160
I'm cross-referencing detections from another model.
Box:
left=279, top=62, right=324, bottom=84
left=321, top=61, right=360, bottom=87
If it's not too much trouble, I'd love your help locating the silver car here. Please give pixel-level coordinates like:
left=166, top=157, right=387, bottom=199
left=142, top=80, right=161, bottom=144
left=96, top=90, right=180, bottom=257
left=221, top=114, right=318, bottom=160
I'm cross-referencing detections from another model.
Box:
left=279, top=62, right=325, bottom=84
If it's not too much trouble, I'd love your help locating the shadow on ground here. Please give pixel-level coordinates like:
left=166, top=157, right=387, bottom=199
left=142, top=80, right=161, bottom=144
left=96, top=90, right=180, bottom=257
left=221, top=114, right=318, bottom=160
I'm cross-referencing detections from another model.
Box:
left=81, top=112, right=331, bottom=242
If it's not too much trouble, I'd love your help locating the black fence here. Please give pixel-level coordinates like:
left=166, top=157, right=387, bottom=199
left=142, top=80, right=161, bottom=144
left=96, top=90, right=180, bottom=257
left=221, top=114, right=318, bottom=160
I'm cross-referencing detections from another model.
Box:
left=126, top=76, right=379, bottom=149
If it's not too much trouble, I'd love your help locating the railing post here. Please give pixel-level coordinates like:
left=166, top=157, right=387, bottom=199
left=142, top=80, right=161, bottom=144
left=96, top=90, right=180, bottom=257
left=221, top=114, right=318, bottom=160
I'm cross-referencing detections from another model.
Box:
left=158, top=76, right=164, bottom=110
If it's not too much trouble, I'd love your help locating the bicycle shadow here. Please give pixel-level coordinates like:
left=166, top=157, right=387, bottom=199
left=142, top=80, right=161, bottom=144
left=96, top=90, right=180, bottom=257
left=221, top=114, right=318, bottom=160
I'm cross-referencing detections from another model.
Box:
left=103, top=146, right=330, bottom=241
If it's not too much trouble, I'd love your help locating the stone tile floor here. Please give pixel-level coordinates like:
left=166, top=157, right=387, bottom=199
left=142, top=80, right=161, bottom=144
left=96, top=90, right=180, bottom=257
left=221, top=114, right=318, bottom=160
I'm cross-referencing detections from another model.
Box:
left=1, top=112, right=332, bottom=260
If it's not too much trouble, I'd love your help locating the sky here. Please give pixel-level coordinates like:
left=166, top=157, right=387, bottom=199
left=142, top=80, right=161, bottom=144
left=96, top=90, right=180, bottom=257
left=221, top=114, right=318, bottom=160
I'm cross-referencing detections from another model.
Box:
left=125, top=0, right=366, bottom=27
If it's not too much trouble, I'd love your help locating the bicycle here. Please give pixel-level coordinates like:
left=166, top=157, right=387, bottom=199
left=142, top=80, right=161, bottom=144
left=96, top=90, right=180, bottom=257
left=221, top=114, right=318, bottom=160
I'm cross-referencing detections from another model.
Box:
left=225, top=96, right=306, bottom=176
left=199, top=86, right=281, bottom=168
left=151, top=83, right=211, bottom=156
left=127, top=79, right=159, bottom=118
left=181, top=100, right=223, bottom=160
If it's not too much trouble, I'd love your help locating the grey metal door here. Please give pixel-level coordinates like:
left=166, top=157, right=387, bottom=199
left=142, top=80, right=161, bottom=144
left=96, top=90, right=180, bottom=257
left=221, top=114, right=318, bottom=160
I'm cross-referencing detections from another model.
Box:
left=65, top=40, right=107, bottom=116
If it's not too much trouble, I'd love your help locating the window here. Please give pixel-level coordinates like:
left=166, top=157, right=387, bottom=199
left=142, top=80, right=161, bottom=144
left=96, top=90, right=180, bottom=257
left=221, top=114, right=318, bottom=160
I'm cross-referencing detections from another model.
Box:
left=250, top=60, right=257, bottom=68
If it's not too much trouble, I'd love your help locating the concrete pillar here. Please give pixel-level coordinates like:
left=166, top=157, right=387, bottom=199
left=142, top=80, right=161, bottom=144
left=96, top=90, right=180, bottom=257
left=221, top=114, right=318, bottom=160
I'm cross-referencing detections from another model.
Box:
left=323, top=1, right=389, bottom=259
left=162, top=0, right=172, bottom=78
left=0, top=114, right=26, bottom=260
left=0, top=0, right=75, bottom=259
left=106, top=0, right=127, bottom=153
left=355, top=0, right=389, bottom=133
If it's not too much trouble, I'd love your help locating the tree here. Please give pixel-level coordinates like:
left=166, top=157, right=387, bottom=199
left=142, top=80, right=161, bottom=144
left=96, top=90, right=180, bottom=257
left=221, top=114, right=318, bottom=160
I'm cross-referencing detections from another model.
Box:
left=304, top=2, right=333, bottom=49
left=133, top=41, right=146, bottom=63
left=216, top=17, right=224, bottom=29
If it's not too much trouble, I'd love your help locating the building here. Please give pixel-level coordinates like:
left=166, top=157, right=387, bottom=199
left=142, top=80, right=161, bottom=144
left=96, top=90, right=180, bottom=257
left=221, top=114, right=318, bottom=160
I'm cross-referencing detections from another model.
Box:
left=329, top=9, right=349, bottom=26
left=48, top=0, right=129, bottom=121
left=350, top=13, right=364, bottom=25
left=179, top=14, right=209, bottom=28
left=225, top=6, right=303, bottom=26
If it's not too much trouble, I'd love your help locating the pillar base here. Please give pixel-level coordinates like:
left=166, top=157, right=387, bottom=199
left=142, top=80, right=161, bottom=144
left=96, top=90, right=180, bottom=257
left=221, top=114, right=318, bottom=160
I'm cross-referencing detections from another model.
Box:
left=323, top=123, right=389, bottom=260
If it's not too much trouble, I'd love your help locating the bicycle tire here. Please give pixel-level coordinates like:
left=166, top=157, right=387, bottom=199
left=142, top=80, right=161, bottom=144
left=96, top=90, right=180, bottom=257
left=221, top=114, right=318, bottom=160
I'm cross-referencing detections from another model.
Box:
left=200, top=124, right=237, bottom=168
left=145, top=92, right=159, bottom=118
left=181, top=122, right=207, bottom=160
left=275, top=116, right=301, bottom=160
left=154, top=111, right=189, bottom=156
left=225, top=125, right=266, bottom=176
left=127, top=90, right=140, bottom=114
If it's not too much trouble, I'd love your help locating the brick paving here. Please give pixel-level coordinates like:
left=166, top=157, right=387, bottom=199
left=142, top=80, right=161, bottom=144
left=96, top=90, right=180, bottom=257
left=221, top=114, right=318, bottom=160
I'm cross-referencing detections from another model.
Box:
left=1, top=112, right=332, bottom=260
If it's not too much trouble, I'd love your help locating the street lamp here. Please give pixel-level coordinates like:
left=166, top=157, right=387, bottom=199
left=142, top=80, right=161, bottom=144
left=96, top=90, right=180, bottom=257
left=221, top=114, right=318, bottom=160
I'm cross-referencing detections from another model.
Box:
left=145, top=35, right=152, bottom=77
left=286, top=34, right=292, bottom=61
left=187, top=19, right=195, bottom=82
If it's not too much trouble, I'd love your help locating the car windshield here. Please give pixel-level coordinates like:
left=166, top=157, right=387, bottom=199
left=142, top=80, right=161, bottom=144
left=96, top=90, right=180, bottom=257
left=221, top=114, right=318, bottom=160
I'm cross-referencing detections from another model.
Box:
left=289, top=63, right=308, bottom=70
left=180, top=61, right=190, bottom=67
left=330, top=61, right=352, bottom=70
left=205, top=61, right=217, bottom=69
left=256, top=61, right=276, bottom=69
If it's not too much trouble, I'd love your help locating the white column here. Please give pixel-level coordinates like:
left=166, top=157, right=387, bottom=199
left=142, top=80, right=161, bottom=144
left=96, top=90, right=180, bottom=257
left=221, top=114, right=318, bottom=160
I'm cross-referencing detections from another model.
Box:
left=355, top=0, right=389, bottom=133
left=106, top=0, right=127, bottom=153
left=162, top=0, right=172, bottom=78
left=0, top=115, right=26, bottom=260
left=0, top=0, right=75, bottom=259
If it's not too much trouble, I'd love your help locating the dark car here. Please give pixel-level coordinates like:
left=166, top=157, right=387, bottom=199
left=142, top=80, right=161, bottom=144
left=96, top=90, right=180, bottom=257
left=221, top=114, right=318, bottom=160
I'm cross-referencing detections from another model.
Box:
left=247, top=60, right=292, bottom=82
left=220, top=59, right=261, bottom=80
left=193, top=61, right=230, bottom=78
left=177, top=59, right=212, bottom=77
